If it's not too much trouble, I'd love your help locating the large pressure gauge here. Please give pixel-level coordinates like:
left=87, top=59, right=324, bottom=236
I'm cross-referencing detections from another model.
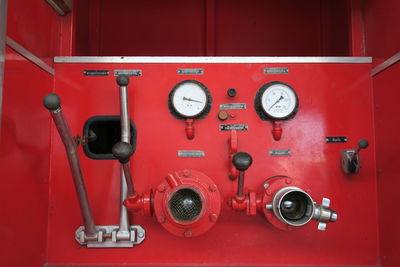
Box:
left=255, top=81, right=299, bottom=121
left=168, top=80, right=212, bottom=119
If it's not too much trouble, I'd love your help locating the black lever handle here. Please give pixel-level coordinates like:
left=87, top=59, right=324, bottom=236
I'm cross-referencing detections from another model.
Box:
left=116, top=74, right=130, bottom=87
left=358, top=139, right=369, bottom=150
left=112, top=142, right=134, bottom=164
left=43, top=93, right=61, bottom=112
left=232, top=152, right=253, bottom=198
left=232, top=152, right=253, bottom=171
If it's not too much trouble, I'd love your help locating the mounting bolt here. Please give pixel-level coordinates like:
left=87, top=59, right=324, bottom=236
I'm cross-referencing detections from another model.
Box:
left=157, top=215, right=166, bottom=224
left=157, top=184, right=166, bottom=193
left=285, top=178, right=292, bottom=184
left=209, top=184, right=217, bottom=192
left=266, top=189, right=272, bottom=196
left=263, top=184, right=269, bottom=189
left=138, top=232, right=144, bottom=238
left=209, top=213, right=218, bottom=223
left=183, top=169, right=191, bottom=177
left=183, top=230, right=192, bottom=237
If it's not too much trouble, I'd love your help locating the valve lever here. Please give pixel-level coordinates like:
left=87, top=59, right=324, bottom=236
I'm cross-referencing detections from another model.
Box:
left=43, top=93, right=97, bottom=237
left=341, top=138, right=369, bottom=174
left=112, top=142, right=135, bottom=197
left=232, top=152, right=253, bottom=198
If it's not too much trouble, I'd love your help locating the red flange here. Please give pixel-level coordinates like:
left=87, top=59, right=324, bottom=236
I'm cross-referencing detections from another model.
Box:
left=258, top=176, right=311, bottom=231
left=124, top=189, right=152, bottom=216
left=153, top=169, right=221, bottom=237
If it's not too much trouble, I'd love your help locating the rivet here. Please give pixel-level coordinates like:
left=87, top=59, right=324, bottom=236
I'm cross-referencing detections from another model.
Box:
left=209, top=213, right=218, bottom=223
left=157, top=215, right=166, bottom=224
left=209, top=184, right=217, bottom=192
left=183, top=169, right=191, bottom=177
left=157, top=184, right=166, bottom=193
left=183, top=230, right=192, bottom=237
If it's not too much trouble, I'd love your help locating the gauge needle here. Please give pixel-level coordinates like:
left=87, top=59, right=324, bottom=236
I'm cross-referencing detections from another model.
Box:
left=183, top=96, right=203, bottom=103
left=268, top=95, right=284, bottom=110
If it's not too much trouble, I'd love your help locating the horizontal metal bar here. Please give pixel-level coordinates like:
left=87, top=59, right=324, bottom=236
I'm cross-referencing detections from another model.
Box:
left=6, top=37, right=55, bottom=75
left=54, top=56, right=372, bottom=64
left=371, top=51, right=400, bottom=77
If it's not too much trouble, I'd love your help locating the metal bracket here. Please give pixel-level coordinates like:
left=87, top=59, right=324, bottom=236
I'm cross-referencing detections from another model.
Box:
left=75, top=225, right=145, bottom=248
left=341, top=149, right=360, bottom=174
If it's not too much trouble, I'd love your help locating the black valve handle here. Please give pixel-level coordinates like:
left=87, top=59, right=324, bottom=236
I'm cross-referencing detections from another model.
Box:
left=358, top=139, right=369, bottom=150
left=116, top=74, right=130, bottom=87
left=232, top=152, right=253, bottom=197
left=43, top=93, right=61, bottom=112
left=232, top=152, right=253, bottom=171
left=112, top=142, right=134, bottom=164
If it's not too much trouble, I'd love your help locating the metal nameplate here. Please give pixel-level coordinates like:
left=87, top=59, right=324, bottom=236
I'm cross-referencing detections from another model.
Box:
left=84, top=70, right=109, bottom=76
left=264, top=68, right=289, bottom=74
left=326, top=136, right=348, bottom=143
left=220, top=124, right=248, bottom=131
left=177, top=68, right=204, bottom=75
left=269, top=149, right=291, bottom=156
left=178, top=150, right=205, bottom=158
left=114, top=69, right=142, bottom=76
left=220, top=103, right=247, bottom=110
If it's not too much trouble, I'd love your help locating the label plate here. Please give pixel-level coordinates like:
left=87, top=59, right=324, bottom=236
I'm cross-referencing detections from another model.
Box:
left=114, top=69, right=142, bottom=76
left=84, top=70, right=109, bottom=76
left=177, top=68, right=204, bottom=75
left=220, top=103, right=247, bottom=110
left=178, top=150, right=205, bottom=158
left=220, top=124, right=248, bottom=131
left=264, top=68, right=289, bottom=74
left=326, top=136, right=348, bottom=143
left=269, top=149, right=291, bottom=156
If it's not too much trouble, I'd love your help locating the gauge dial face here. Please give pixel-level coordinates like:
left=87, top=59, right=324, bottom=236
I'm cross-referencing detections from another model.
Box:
left=170, top=80, right=211, bottom=118
left=260, top=82, right=298, bottom=119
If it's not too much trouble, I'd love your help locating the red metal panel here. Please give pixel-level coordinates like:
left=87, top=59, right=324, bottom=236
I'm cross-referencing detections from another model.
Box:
left=364, top=0, right=400, bottom=59
left=47, top=61, right=378, bottom=265
left=373, top=63, right=400, bottom=267
left=74, top=0, right=351, bottom=56
left=0, top=47, right=52, bottom=266
left=6, top=0, right=65, bottom=64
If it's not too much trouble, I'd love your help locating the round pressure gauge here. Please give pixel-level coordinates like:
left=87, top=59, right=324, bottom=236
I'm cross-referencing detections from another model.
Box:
left=168, top=80, right=212, bottom=119
left=254, top=81, right=299, bottom=121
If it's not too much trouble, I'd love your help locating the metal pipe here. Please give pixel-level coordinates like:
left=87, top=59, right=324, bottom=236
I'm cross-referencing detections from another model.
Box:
left=43, top=94, right=96, bottom=237
left=117, top=75, right=132, bottom=234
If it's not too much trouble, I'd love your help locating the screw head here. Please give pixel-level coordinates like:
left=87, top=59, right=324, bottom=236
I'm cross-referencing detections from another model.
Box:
left=183, top=169, right=191, bottom=177
left=138, top=232, right=144, bottom=238
left=209, top=184, right=217, bottom=192
left=183, top=230, right=192, bottom=237
left=157, top=215, right=166, bottom=224
left=157, top=184, right=166, bottom=193
left=209, top=213, right=218, bottom=223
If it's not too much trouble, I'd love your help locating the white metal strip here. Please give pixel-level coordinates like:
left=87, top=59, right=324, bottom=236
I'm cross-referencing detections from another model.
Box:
left=6, top=37, right=55, bottom=75
left=0, top=0, right=8, bottom=134
left=54, top=56, right=372, bottom=64
left=371, top=51, right=400, bottom=77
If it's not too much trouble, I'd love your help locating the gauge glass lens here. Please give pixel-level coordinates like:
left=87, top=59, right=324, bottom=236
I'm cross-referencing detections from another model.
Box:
left=261, top=84, right=297, bottom=119
left=172, top=82, right=207, bottom=117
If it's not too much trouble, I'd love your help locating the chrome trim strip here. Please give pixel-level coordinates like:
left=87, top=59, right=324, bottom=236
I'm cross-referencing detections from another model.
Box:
left=371, top=52, right=400, bottom=77
left=0, top=0, right=8, bottom=133
left=6, top=37, right=55, bottom=75
left=54, top=56, right=372, bottom=64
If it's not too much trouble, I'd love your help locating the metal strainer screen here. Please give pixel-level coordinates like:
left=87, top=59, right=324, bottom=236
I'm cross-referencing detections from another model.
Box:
left=168, top=188, right=203, bottom=222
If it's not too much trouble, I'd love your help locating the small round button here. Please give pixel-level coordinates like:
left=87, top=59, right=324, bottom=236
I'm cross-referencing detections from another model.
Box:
left=227, top=88, right=237, bottom=97
left=218, top=110, right=229, bottom=121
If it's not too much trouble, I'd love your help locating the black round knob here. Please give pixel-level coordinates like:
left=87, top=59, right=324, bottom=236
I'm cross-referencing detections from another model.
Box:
left=43, top=93, right=61, bottom=111
left=116, top=74, right=130, bottom=86
left=232, top=152, right=253, bottom=171
left=358, top=139, right=369, bottom=149
left=227, top=88, right=237, bottom=97
left=112, top=142, right=133, bottom=163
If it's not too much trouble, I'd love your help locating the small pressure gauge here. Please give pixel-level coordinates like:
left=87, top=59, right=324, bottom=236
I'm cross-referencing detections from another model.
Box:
left=255, top=81, right=299, bottom=121
left=169, top=80, right=212, bottom=119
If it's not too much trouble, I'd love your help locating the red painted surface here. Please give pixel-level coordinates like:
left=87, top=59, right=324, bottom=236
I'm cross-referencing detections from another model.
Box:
left=74, top=0, right=351, bottom=56
left=47, top=62, right=378, bottom=265
left=373, top=63, right=400, bottom=267
left=6, top=0, right=65, bottom=64
left=0, top=47, right=52, bottom=266
left=364, top=0, right=400, bottom=59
